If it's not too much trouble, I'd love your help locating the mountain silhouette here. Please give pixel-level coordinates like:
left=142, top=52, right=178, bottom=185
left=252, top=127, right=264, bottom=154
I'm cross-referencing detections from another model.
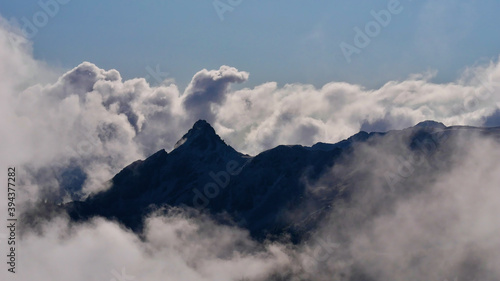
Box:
left=64, top=120, right=500, bottom=241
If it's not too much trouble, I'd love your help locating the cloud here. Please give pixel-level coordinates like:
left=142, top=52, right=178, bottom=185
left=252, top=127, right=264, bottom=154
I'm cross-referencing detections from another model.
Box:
left=217, top=66, right=500, bottom=153
left=182, top=65, right=249, bottom=123
left=11, top=209, right=291, bottom=281
left=283, top=130, right=500, bottom=280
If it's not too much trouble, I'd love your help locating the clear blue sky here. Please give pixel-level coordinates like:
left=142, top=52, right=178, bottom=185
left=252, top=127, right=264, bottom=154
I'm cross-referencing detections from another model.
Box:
left=1, top=0, right=500, bottom=90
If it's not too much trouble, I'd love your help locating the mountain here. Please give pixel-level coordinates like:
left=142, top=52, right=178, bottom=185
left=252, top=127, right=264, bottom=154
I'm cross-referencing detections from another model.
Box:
left=66, top=120, right=500, bottom=241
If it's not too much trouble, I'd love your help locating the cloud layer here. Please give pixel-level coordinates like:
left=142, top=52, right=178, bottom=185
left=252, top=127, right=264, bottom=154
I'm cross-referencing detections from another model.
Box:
left=290, top=132, right=500, bottom=280
left=14, top=210, right=291, bottom=281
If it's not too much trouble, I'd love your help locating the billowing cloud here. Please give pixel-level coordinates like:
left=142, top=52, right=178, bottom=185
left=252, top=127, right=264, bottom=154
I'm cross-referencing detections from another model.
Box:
left=12, top=210, right=291, bottom=281
left=217, top=67, right=500, bottom=153
left=288, top=132, right=500, bottom=280
left=183, top=66, right=249, bottom=123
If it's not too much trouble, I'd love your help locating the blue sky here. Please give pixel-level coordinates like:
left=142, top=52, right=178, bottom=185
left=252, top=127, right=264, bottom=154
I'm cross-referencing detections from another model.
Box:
left=1, top=0, right=500, bottom=90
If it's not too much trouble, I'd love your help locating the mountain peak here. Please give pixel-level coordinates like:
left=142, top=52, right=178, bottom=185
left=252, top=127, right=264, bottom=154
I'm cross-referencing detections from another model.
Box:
left=173, top=120, right=225, bottom=150
left=414, top=120, right=446, bottom=130
left=192, top=119, right=214, bottom=131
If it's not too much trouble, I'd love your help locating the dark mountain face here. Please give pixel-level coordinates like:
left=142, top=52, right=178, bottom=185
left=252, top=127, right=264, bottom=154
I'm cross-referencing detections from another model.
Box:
left=66, top=120, right=500, bottom=241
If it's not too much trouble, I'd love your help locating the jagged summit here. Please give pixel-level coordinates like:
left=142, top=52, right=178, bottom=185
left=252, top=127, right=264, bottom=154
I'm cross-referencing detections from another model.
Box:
left=173, top=120, right=227, bottom=151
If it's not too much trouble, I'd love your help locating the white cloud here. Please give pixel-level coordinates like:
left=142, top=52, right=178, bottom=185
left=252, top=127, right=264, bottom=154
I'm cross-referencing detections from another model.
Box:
left=183, top=65, right=249, bottom=124
left=11, top=210, right=291, bottom=281
left=293, top=133, right=500, bottom=280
